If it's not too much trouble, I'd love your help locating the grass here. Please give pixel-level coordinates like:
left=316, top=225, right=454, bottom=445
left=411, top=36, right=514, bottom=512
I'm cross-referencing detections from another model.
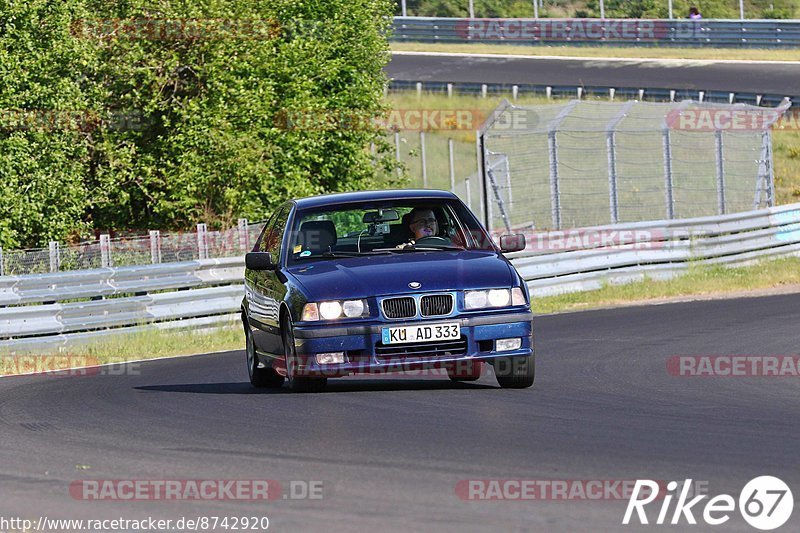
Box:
left=0, top=324, right=243, bottom=375
left=392, top=42, right=800, bottom=62
left=533, top=257, right=800, bottom=314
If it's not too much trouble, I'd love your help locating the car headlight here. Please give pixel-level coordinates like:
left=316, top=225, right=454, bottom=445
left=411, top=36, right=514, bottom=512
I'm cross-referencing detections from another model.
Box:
left=301, top=300, right=369, bottom=321
left=464, top=288, right=527, bottom=310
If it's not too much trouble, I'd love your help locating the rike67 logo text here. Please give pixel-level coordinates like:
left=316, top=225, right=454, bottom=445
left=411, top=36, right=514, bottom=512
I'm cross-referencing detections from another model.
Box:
left=623, top=477, right=793, bottom=530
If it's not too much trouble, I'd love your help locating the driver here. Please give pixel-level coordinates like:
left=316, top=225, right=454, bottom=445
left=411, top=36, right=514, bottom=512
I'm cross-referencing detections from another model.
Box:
left=408, top=207, right=438, bottom=240
left=396, top=207, right=453, bottom=249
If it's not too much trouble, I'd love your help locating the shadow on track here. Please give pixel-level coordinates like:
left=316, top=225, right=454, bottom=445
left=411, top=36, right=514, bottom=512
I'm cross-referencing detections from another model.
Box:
left=136, top=379, right=497, bottom=395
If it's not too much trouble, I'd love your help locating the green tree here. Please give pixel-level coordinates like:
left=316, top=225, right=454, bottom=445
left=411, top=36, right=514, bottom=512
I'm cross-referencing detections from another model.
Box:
left=1, top=0, right=396, bottom=247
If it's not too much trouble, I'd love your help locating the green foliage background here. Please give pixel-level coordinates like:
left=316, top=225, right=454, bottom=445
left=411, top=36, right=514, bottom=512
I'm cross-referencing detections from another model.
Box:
left=0, top=0, right=396, bottom=249
left=397, top=0, right=798, bottom=19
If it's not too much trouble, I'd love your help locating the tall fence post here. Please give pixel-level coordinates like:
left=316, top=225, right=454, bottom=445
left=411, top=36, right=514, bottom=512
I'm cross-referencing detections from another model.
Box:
left=604, top=101, right=632, bottom=225
left=149, top=230, right=162, bottom=264
left=715, top=130, right=726, bottom=215
left=755, top=130, right=776, bottom=209
left=766, top=130, right=776, bottom=207
left=547, top=130, right=562, bottom=230
left=448, top=138, right=456, bottom=192
left=476, top=131, right=487, bottom=227
left=99, top=234, right=112, bottom=268
left=662, top=128, right=675, bottom=220
left=394, top=131, right=402, bottom=178
left=238, top=218, right=251, bottom=252
left=0, top=247, right=4, bottom=277
left=197, top=223, right=209, bottom=260
left=606, top=131, right=619, bottom=224
left=543, top=101, right=578, bottom=230
left=49, top=241, right=60, bottom=273
left=420, top=131, right=428, bottom=188
left=465, top=177, right=472, bottom=210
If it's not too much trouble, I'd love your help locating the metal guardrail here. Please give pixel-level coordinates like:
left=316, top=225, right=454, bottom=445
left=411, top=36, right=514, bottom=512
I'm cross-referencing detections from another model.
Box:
left=1, top=203, right=798, bottom=350
left=509, top=202, right=800, bottom=295
left=392, top=17, right=800, bottom=48
left=388, top=80, right=797, bottom=108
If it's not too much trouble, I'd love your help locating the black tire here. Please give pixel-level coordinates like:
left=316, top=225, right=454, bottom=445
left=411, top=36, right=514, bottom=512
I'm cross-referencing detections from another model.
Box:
left=494, top=354, right=535, bottom=389
left=447, top=360, right=483, bottom=382
left=283, top=318, right=327, bottom=393
left=245, top=321, right=284, bottom=389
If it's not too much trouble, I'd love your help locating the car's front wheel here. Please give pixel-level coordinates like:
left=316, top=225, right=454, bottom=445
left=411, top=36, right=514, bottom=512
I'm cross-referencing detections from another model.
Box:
left=245, top=323, right=285, bottom=389
left=494, top=354, right=535, bottom=389
left=283, top=318, right=327, bottom=393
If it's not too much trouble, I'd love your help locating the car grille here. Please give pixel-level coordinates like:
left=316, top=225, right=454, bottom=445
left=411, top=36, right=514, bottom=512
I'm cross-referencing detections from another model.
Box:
left=420, top=294, right=453, bottom=317
left=375, top=337, right=468, bottom=358
left=382, top=297, right=416, bottom=319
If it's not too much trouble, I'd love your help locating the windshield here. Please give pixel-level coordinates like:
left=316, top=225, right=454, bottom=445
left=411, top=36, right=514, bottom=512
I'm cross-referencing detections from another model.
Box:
left=287, top=199, right=495, bottom=264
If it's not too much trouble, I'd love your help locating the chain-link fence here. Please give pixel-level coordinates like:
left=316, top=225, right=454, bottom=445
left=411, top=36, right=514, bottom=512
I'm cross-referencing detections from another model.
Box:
left=0, top=220, right=267, bottom=277
left=479, top=98, right=790, bottom=233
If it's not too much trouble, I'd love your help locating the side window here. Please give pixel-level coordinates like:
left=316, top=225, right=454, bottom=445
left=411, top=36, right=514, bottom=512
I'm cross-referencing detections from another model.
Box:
left=254, top=212, right=278, bottom=252
left=267, top=204, right=291, bottom=263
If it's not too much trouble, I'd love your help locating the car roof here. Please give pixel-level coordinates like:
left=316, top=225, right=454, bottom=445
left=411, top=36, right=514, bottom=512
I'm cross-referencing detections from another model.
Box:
left=292, top=189, right=459, bottom=210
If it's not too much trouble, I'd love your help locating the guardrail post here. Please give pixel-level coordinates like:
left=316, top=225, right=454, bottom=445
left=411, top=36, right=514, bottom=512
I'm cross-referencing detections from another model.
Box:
left=512, top=85, right=519, bottom=100
left=448, top=138, right=456, bottom=192
left=663, top=128, right=675, bottom=220
left=0, top=247, right=4, bottom=277
left=420, top=131, right=428, bottom=188
left=715, top=130, right=726, bottom=215
left=447, top=83, right=453, bottom=98
left=149, top=230, right=162, bottom=264
left=197, top=223, right=209, bottom=260
left=99, top=234, right=112, bottom=268
left=238, top=218, right=251, bottom=252
left=481, top=84, right=487, bottom=98
left=49, top=241, right=60, bottom=272
left=415, top=82, right=422, bottom=98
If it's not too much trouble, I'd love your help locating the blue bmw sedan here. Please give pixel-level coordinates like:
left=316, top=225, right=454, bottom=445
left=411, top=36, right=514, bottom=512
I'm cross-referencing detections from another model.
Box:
left=242, top=189, right=534, bottom=392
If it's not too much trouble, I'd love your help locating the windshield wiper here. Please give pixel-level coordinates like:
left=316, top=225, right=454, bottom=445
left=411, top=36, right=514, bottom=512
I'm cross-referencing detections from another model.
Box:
left=373, top=245, right=466, bottom=253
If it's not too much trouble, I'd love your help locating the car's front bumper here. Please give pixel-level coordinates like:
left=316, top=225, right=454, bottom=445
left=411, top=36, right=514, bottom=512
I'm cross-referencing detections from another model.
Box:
left=291, top=311, right=533, bottom=376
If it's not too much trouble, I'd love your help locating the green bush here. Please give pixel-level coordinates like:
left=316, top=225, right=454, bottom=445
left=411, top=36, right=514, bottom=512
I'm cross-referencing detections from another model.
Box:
left=1, top=0, right=396, bottom=248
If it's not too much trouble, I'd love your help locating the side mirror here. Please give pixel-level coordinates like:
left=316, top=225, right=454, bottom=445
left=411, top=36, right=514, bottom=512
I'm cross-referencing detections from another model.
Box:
left=245, top=252, right=276, bottom=271
left=500, top=234, right=526, bottom=253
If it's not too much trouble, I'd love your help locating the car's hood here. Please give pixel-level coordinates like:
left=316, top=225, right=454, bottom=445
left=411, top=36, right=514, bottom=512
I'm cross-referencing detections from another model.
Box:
left=286, top=251, right=515, bottom=300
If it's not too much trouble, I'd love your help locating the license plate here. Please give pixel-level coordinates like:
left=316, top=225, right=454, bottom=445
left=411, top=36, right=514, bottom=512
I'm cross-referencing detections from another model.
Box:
left=381, top=322, right=460, bottom=345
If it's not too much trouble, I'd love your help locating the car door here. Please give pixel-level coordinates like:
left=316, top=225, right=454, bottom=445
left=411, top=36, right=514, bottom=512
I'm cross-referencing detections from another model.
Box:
left=246, top=203, right=292, bottom=357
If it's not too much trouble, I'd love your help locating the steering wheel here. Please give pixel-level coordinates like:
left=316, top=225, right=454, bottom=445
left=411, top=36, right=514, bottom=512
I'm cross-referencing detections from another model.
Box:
left=415, top=236, right=450, bottom=245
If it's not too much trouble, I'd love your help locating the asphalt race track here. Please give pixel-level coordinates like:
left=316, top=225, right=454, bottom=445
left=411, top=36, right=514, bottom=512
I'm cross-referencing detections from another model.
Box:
left=387, top=52, right=800, bottom=96
left=1, top=293, right=798, bottom=532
